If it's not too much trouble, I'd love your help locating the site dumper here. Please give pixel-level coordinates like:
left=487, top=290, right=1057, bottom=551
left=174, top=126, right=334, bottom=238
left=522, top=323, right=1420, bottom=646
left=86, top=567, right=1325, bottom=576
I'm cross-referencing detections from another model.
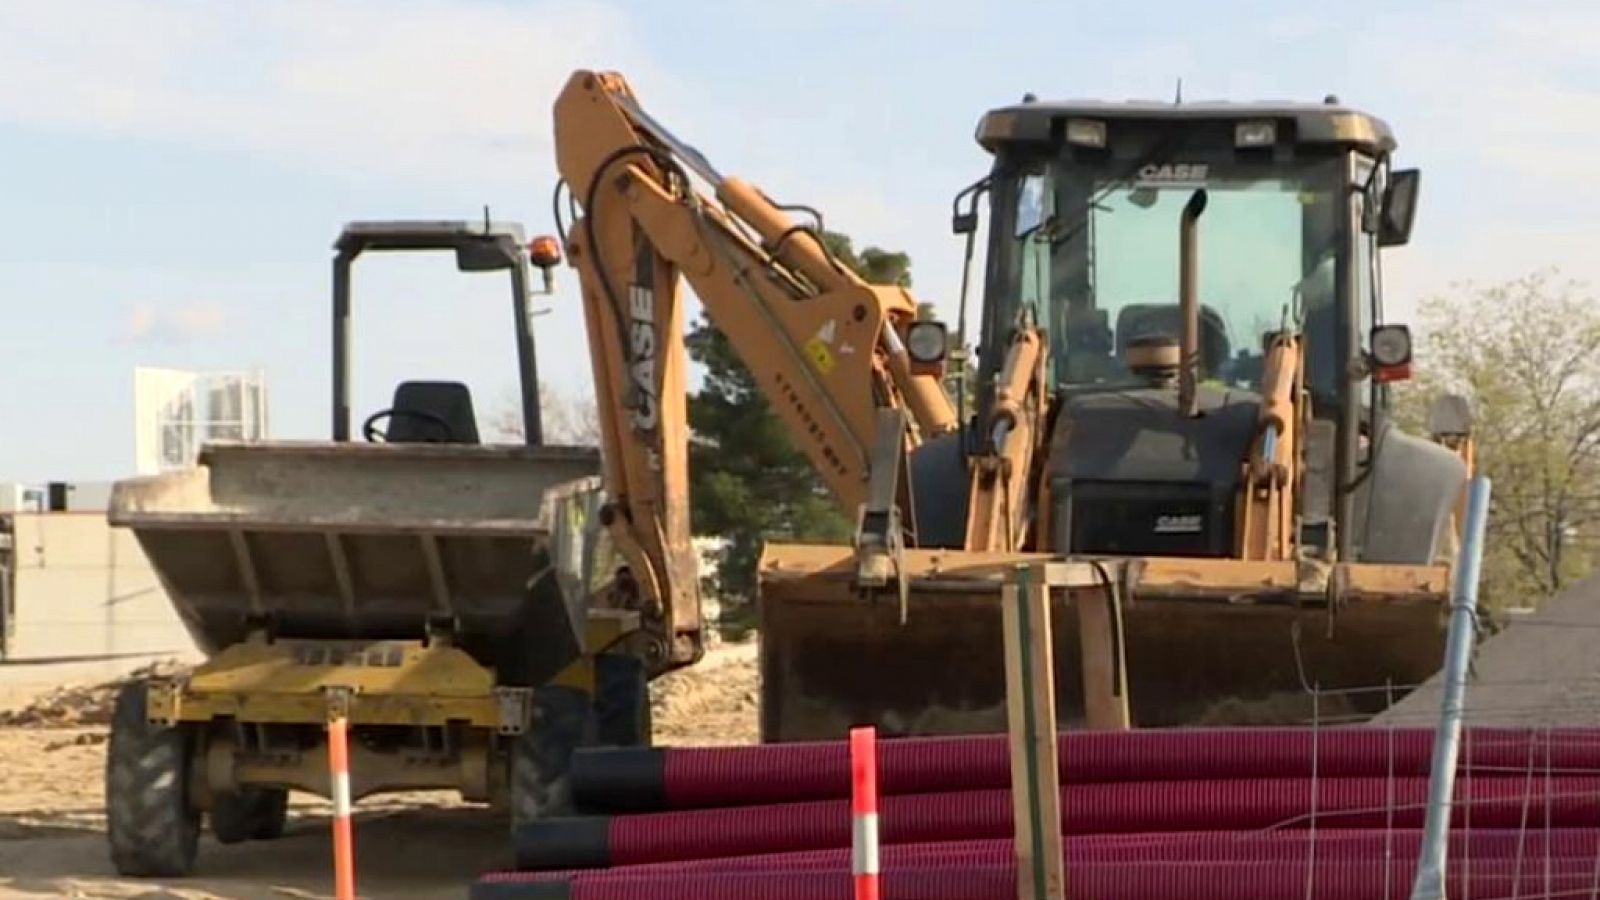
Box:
left=101, top=221, right=651, bottom=877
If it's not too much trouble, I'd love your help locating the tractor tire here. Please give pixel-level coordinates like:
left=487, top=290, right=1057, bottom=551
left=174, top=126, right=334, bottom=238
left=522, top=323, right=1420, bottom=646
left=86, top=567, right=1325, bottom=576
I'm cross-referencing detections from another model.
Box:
left=105, top=681, right=201, bottom=877
left=508, top=684, right=592, bottom=829
left=210, top=787, right=289, bottom=844
left=594, top=654, right=651, bottom=747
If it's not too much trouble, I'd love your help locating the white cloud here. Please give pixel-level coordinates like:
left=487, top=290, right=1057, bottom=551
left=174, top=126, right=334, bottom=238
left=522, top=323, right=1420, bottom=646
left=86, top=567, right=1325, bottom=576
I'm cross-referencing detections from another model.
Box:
left=1335, top=3, right=1600, bottom=303
left=125, top=300, right=227, bottom=344
left=1359, top=4, right=1600, bottom=186
left=0, top=0, right=675, bottom=185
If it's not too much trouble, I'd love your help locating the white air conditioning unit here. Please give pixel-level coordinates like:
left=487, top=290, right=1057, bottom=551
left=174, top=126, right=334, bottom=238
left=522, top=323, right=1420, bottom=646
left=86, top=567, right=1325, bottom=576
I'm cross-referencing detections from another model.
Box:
left=134, top=368, right=269, bottom=474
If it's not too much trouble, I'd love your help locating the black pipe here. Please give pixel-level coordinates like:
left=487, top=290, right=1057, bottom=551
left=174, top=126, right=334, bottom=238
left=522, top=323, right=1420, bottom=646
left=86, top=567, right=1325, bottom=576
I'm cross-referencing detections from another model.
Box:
left=511, top=262, right=544, bottom=446
left=332, top=251, right=355, bottom=441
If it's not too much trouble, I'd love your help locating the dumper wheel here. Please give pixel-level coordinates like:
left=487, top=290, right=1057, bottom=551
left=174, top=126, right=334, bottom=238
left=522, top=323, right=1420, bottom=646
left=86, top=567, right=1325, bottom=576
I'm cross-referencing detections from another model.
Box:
left=594, top=654, right=651, bottom=747
left=509, top=684, right=592, bottom=829
left=210, top=787, right=289, bottom=844
left=106, top=681, right=201, bottom=877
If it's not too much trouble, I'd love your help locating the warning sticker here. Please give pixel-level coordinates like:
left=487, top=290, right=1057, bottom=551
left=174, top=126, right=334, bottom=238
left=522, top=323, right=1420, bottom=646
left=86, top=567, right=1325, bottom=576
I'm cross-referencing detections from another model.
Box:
left=805, top=337, right=836, bottom=374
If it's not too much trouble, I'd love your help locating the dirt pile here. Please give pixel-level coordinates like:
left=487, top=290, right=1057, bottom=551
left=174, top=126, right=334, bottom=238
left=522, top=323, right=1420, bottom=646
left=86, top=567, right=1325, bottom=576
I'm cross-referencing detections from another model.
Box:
left=0, top=659, right=187, bottom=728
left=649, top=638, right=759, bottom=746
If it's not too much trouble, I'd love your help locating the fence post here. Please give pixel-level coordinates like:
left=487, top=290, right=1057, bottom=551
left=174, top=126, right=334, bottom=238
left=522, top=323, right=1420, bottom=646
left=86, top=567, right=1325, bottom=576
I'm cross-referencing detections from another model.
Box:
left=1003, top=564, right=1066, bottom=900
left=1410, top=475, right=1493, bottom=900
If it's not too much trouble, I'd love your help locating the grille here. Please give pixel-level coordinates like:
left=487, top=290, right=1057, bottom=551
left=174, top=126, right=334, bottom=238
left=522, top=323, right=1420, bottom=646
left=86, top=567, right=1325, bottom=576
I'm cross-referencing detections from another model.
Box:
left=1062, top=481, right=1233, bottom=556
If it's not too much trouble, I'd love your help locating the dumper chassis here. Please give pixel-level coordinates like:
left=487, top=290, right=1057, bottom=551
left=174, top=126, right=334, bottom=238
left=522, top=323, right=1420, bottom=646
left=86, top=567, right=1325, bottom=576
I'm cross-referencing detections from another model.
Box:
left=104, top=221, right=645, bottom=876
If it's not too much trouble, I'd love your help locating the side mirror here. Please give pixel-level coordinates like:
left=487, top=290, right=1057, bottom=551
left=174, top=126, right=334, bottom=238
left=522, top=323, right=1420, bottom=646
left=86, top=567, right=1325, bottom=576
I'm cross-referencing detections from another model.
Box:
left=1369, top=323, right=1413, bottom=383
left=1379, top=169, right=1420, bottom=247
left=949, top=175, right=989, bottom=235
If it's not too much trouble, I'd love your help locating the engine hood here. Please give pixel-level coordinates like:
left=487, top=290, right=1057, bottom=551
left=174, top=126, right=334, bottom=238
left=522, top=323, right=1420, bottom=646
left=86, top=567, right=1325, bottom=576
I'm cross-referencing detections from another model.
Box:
left=1047, top=384, right=1262, bottom=485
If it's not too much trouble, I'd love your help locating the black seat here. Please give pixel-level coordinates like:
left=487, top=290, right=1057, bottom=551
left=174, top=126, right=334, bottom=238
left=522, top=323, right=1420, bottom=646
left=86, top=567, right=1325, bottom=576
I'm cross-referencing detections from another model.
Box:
left=387, top=381, right=481, bottom=444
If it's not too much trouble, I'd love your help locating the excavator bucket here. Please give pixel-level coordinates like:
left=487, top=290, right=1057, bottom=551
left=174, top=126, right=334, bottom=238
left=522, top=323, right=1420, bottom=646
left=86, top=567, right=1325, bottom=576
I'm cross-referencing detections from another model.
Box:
left=756, top=544, right=1451, bottom=742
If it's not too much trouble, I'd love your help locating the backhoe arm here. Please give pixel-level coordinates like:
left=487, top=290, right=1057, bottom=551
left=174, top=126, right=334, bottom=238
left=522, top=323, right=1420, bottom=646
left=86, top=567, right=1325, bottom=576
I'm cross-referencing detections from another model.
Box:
left=551, top=70, right=958, bottom=670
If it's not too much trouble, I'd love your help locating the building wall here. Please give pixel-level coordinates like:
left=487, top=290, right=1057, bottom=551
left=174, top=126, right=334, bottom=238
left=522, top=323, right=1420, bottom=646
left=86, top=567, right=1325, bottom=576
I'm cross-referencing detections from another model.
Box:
left=1, top=512, right=200, bottom=693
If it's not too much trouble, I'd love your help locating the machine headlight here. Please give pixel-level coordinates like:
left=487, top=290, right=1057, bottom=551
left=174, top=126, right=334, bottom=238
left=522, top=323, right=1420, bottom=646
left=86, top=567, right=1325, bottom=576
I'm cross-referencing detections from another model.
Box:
left=1235, top=120, right=1277, bottom=147
left=1065, top=118, right=1107, bottom=148
left=1370, top=323, right=1414, bottom=382
left=1370, top=324, right=1412, bottom=367
left=906, top=320, right=949, bottom=364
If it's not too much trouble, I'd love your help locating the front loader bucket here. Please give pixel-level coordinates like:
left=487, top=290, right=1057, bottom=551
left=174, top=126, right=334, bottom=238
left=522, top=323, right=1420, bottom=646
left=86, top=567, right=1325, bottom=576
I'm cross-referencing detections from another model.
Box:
left=757, top=544, right=1450, bottom=742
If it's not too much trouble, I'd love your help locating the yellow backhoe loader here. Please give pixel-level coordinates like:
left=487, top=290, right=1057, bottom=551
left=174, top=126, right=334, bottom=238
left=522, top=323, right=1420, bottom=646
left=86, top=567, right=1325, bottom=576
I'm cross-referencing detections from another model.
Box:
left=550, top=71, right=1473, bottom=743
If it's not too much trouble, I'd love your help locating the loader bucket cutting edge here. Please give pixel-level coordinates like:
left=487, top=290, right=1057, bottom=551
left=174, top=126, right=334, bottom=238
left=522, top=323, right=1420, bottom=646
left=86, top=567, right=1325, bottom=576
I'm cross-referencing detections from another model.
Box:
left=756, top=544, right=1450, bottom=742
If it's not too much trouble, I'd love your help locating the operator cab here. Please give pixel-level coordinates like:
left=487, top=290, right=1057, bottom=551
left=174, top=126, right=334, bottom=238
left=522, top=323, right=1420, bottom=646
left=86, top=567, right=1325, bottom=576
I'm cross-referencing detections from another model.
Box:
left=951, top=95, right=1460, bottom=567
left=970, top=97, right=1415, bottom=407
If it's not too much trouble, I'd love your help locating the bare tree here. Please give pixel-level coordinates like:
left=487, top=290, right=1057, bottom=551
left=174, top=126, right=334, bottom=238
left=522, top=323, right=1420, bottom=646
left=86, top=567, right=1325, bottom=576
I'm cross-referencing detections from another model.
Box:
left=1401, top=269, right=1600, bottom=606
left=490, top=383, right=602, bottom=446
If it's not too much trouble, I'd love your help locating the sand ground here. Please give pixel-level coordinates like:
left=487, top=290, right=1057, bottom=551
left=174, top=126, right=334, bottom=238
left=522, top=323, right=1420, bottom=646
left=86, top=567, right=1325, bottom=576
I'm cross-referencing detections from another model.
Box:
left=0, top=640, right=759, bottom=900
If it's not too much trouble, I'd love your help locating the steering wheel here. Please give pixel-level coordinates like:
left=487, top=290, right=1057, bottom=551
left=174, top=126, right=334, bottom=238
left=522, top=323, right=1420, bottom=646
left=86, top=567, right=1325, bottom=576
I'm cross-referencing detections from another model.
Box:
left=361, top=408, right=457, bottom=443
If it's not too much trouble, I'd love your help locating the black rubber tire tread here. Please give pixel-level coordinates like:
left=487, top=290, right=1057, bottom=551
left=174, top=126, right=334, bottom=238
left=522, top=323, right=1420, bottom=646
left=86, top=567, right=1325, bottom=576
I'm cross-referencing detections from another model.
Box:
left=251, top=788, right=289, bottom=840
left=593, top=654, right=651, bottom=748
left=210, top=787, right=289, bottom=844
left=105, top=681, right=201, bottom=877
left=508, top=685, right=593, bottom=829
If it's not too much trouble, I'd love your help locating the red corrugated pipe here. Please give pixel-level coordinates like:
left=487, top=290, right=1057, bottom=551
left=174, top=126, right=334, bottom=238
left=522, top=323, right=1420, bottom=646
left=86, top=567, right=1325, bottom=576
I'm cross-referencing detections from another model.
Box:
left=476, top=857, right=1600, bottom=900
left=517, top=776, right=1600, bottom=869
left=507, top=828, right=1600, bottom=881
left=569, top=727, right=1600, bottom=812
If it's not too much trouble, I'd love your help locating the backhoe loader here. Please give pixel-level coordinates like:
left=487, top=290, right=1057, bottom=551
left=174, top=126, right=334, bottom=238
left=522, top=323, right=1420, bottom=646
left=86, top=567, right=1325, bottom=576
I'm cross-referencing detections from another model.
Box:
left=550, top=72, right=1471, bottom=743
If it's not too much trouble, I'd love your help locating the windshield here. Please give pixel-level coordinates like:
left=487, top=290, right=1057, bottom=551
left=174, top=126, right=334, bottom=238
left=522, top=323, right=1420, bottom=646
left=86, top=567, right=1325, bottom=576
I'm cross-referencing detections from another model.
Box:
left=988, top=154, right=1347, bottom=399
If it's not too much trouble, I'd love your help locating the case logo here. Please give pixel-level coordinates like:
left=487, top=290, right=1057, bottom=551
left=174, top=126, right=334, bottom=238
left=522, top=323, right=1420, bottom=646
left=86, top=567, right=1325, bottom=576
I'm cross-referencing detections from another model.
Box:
left=1135, top=163, right=1209, bottom=185
left=1153, top=513, right=1204, bottom=535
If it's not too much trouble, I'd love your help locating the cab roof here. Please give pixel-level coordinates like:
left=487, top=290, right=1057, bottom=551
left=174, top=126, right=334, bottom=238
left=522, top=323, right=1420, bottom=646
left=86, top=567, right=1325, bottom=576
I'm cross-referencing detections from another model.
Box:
left=333, top=220, right=528, bottom=254
left=976, top=98, right=1396, bottom=156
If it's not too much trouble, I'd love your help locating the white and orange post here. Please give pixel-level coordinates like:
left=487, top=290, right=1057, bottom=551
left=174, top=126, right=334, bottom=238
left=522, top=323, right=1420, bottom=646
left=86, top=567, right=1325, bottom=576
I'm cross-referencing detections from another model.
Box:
left=326, top=689, right=357, bottom=900
left=850, top=725, right=880, bottom=900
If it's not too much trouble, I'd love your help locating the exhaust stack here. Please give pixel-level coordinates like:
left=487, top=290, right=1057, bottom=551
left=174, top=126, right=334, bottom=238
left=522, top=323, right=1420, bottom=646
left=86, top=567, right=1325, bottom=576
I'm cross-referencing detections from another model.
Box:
left=1179, top=189, right=1208, bottom=418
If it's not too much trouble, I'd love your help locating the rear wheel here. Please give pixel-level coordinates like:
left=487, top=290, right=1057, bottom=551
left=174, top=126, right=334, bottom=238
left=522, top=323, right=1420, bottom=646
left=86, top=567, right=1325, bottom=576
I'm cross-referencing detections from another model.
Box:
left=106, top=681, right=201, bottom=877
left=508, top=684, right=592, bottom=829
left=210, top=787, right=289, bottom=844
left=594, top=654, right=651, bottom=747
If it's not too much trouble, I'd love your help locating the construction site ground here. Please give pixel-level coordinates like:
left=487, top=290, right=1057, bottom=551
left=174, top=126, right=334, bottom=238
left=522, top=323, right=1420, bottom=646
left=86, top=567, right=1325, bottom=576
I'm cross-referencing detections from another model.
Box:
left=0, top=637, right=760, bottom=900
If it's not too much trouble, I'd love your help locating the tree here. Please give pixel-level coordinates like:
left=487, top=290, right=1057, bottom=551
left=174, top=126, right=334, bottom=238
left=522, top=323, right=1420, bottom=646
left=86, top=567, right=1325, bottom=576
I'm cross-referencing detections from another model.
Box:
left=490, top=383, right=602, bottom=445
left=1398, top=269, right=1600, bottom=607
left=688, top=231, right=912, bottom=601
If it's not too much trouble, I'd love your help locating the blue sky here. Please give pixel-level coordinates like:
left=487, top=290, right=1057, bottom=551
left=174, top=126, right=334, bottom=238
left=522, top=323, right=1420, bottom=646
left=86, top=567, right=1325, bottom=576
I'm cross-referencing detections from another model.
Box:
left=2, top=0, right=1597, bottom=481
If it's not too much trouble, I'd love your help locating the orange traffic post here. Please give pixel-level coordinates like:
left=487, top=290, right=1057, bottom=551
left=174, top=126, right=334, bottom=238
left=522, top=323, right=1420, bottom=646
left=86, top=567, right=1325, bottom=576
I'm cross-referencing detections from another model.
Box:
left=850, top=725, right=880, bottom=900
left=328, top=706, right=356, bottom=900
